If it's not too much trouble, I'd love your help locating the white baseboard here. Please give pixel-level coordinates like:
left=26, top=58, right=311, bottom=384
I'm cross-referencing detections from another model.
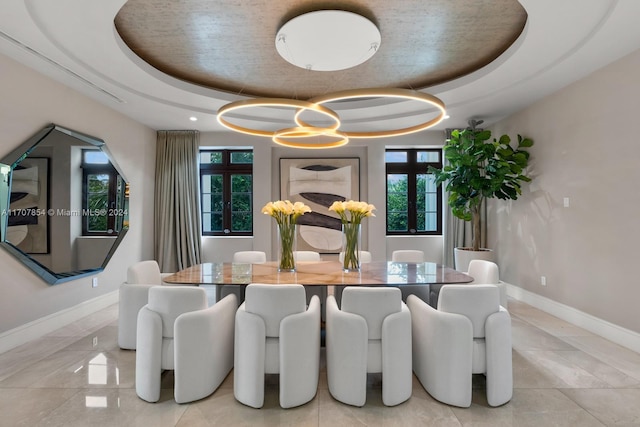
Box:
left=0, top=290, right=119, bottom=354
left=505, top=282, right=640, bottom=354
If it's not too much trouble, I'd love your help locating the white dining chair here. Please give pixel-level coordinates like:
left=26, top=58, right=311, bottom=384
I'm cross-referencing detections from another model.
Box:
left=407, top=284, right=512, bottom=407
left=136, top=286, right=238, bottom=403
left=391, top=250, right=425, bottom=263
left=326, top=286, right=412, bottom=407
left=233, top=251, right=267, bottom=264
left=467, top=259, right=508, bottom=308
left=294, top=251, right=321, bottom=261
left=227, top=251, right=268, bottom=301
left=338, top=250, right=372, bottom=263
left=119, top=260, right=171, bottom=350
left=234, top=283, right=321, bottom=408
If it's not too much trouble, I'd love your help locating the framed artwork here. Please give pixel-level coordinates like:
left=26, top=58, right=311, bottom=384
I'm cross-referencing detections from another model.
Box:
left=280, top=157, right=359, bottom=253
left=7, top=157, right=49, bottom=254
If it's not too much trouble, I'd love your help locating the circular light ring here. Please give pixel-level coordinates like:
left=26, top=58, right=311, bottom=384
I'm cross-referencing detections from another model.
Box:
left=272, top=126, right=349, bottom=149
left=217, top=98, right=340, bottom=137
left=299, top=88, right=446, bottom=138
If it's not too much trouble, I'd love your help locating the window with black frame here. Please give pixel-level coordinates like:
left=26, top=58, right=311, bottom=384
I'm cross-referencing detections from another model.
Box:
left=385, top=148, right=442, bottom=235
left=82, top=150, right=125, bottom=236
left=200, top=149, right=253, bottom=236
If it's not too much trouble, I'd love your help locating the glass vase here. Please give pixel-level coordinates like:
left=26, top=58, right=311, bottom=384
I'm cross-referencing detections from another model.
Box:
left=277, top=223, right=297, bottom=272
left=341, top=222, right=361, bottom=272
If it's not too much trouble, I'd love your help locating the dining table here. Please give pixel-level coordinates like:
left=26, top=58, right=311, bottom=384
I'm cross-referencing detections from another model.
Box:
left=163, top=260, right=473, bottom=307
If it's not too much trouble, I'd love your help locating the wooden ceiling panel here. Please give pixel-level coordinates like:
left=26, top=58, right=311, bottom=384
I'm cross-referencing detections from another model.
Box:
left=114, top=0, right=526, bottom=98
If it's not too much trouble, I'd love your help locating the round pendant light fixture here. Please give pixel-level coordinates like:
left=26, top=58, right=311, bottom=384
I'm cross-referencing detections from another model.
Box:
left=273, top=127, right=349, bottom=149
left=217, top=98, right=341, bottom=137
left=216, top=10, right=446, bottom=148
left=300, top=88, right=446, bottom=138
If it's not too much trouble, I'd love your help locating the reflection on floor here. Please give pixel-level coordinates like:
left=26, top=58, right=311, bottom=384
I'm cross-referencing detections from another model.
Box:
left=1, top=299, right=640, bottom=426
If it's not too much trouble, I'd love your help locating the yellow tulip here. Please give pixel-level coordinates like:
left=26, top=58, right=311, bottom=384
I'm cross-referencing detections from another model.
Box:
left=261, top=202, right=275, bottom=215
left=328, top=201, right=345, bottom=213
left=344, top=200, right=357, bottom=211
left=264, top=199, right=311, bottom=224
left=273, top=200, right=286, bottom=212
left=293, top=201, right=311, bottom=214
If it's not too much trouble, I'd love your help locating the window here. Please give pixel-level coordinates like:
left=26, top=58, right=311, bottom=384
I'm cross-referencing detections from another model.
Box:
left=200, top=149, right=253, bottom=236
left=82, top=150, right=126, bottom=236
left=385, top=149, right=442, bottom=235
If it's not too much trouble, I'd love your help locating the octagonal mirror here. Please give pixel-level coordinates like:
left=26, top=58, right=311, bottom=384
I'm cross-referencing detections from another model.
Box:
left=0, top=124, right=129, bottom=284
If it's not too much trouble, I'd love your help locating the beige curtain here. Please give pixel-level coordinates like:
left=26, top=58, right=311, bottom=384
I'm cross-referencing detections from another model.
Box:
left=154, top=130, right=202, bottom=272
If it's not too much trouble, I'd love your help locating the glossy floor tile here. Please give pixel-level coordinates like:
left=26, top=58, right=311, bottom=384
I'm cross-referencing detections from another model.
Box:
left=0, top=298, right=638, bottom=426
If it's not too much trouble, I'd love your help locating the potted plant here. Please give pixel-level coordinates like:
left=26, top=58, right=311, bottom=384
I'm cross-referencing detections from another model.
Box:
left=429, top=120, right=534, bottom=270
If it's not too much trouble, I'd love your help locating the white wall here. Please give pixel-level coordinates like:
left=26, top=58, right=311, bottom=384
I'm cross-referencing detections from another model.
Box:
left=2, top=38, right=640, bottom=349
left=199, top=130, right=446, bottom=263
left=488, top=47, right=640, bottom=334
left=0, top=52, right=156, bottom=334
left=76, top=237, right=117, bottom=270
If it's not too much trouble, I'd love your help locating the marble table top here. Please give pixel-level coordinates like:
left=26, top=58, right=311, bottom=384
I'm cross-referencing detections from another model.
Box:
left=163, top=261, right=473, bottom=286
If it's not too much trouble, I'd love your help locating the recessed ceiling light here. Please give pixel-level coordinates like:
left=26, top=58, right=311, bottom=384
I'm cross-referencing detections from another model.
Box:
left=189, top=116, right=198, bottom=121
left=444, top=114, right=450, bottom=119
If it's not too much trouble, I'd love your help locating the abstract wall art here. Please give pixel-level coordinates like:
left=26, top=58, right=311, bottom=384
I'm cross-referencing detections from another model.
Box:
left=280, top=157, right=359, bottom=253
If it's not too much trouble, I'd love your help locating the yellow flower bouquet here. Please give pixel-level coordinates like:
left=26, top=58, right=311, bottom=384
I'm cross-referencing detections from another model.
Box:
left=329, top=200, right=376, bottom=271
left=262, top=200, right=311, bottom=271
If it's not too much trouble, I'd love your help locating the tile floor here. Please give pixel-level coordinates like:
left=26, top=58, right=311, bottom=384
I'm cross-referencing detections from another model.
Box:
left=1, top=298, right=640, bottom=426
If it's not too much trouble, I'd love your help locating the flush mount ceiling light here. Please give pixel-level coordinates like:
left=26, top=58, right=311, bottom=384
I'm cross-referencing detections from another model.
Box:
left=216, top=10, right=446, bottom=148
left=275, top=10, right=381, bottom=72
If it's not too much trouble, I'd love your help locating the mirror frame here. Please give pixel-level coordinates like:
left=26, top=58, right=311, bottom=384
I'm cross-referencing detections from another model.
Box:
left=0, top=124, right=128, bottom=284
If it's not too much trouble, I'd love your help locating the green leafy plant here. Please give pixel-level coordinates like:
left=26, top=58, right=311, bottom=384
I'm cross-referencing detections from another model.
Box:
left=429, top=125, right=534, bottom=252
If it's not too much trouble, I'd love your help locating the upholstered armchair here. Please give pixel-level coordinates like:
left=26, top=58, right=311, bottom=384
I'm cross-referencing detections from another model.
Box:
left=118, top=260, right=170, bottom=350
left=136, top=286, right=238, bottom=403
left=391, top=249, right=425, bottom=263
left=127, top=260, right=168, bottom=284
left=407, top=284, right=512, bottom=407
left=467, top=259, right=508, bottom=308
left=234, top=284, right=320, bottom=408
left=326, top=287, right=412, bottom=407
